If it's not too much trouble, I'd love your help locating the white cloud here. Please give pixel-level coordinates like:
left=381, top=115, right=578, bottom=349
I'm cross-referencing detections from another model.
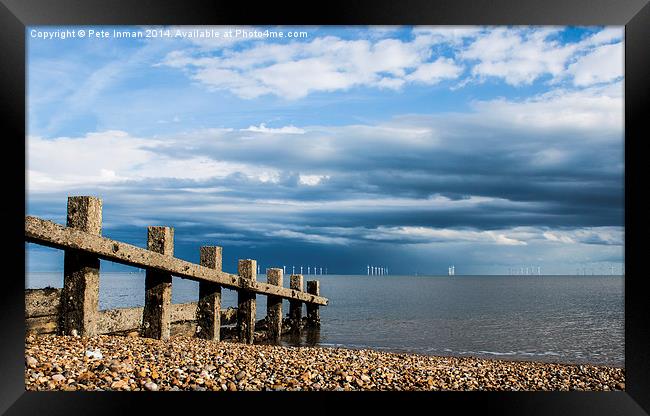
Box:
left=241, top=123, right=305, bottom=134
left=27, top=130, right=281, bottom=192
left=461, top=27, right=577, bottom=85
left=468, top=81, right=623, bottom=136
left=27, top=74, right=622, bottom=195
left=267, top=225, right=623, bottom=247
left=259, top=224, right=618, bottom=247
left=405, top=57, right=463, bottom=84
left=543, top=231, right=576, bottom=244
left=159, top=26, right=625, bottom=99
left=459, top=27, right=623, bottom=87
left=577, top=27, right=623, bottom=48
left=266, top=229, right=350, bottom=245
left=544, top=227, right=623, bottom=245
left=412, top=26, right=484, bottom=47
left=160, top=33, right=461, bottom=99
left=366, top=226, right=528, bottom=245
left=568, top=42, right=623, bottom=86
left=298, top=174, right=330, bottom=186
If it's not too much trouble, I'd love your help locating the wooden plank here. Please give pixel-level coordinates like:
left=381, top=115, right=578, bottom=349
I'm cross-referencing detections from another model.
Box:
left=99, top=306, right=143, bottom=334
left=61, top=196, right=102, bottom=336
left=171, top=321, right=197, bottom=338
left=289, top=274, right=304, bottom=333
left=237, top=259, right=256, bottom=344
left=26, top=216, right=328, bottom=306
left=25, top=287, right=238, bottom=322
left=26, top=315, right=58, bottom=334
left=25, top=288, right=61, bottom=318
left=98, top=304, right=237, bottom=334
left=25, top=297, right=238, bottom=336
left=171, top=302, right=198, bottom=322
left=142, top=227, right=173, bottom=340
left=306, top=280, right=321, bottom=328
left=196, top=246, right=222, bottom=341
left=266, top=268, right=283, bottom=341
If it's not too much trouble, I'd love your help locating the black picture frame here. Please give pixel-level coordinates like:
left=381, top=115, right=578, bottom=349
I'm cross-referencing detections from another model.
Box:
left=1, top=0, right=648, bottom=414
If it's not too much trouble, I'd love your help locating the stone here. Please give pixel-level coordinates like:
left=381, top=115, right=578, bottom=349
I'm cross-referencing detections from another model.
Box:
left=111, top=379, right=129, bottom=389
left=85, top=349, right=102, bottom=359
left=144, top=382, right=159, bottom=391
left=108, top=360, right=123, bottom=372
left=24, top=333, right=625, bottom=392
left=52, top=374, right=66, bottom=383
left=25, top=356, right=38, bottom=368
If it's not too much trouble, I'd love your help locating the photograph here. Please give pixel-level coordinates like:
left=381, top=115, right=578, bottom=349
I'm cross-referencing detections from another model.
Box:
left=24, top=24, right=626, bottom=392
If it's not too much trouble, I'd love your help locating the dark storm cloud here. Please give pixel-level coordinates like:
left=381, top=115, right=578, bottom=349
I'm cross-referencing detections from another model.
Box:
left=26, top=82, right=624, bottom=276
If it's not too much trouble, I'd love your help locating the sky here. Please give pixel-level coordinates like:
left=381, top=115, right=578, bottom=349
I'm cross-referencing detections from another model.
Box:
left=25, top=25, right=624, bottom=275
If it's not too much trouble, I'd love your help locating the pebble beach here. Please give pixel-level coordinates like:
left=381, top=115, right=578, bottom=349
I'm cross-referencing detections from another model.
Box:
left=25, top=334, right=625, bottom=391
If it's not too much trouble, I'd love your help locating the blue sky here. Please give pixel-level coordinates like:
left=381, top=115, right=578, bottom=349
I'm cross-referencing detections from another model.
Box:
left=26, top=25, right=624, bottom=275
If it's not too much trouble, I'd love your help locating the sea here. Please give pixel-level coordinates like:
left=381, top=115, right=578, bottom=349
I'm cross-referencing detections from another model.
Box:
left=26, top=272, right=624, bottom=367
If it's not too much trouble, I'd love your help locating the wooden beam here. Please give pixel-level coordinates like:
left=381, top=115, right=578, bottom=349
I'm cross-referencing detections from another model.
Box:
left=142, top=226, right=174, bottom=340
left=289, top=274, right=304, bottom=333
left=25, top=288, right=239, bottom=334
left=25, top=216, right=328, bottom=306
left=266, top=268, right=283, bottom=341
left=196, top=246, right=222, bottom=341
left=237, top=259, right=256, bottom=344
left=25, top=288, right=61, bottom=318
left=306, top=280, right=321, bottom=328
left=61, top=196, right=102, bottom=336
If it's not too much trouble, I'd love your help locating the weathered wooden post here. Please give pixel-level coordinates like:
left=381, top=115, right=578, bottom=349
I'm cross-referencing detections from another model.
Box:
left=237, top=259, right=257, bottom=344
left=266, top=268, right=283, bottom=341
left=289, top=274, right=304, bottom=332
left=60, top=196, right=102, bottom=336
left=141, top=226, right=174, bottom=340
left=306, top=280, right=321, bottom=328
left=196, top=246, right=222, bottom=341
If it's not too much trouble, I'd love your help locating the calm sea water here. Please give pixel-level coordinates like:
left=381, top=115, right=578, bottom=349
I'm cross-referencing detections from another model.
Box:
left=27, top=272, right=624, bottom=367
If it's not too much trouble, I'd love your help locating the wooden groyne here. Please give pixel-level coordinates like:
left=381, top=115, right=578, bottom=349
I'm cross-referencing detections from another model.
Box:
left=25, top=196, right=327, bottom=344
